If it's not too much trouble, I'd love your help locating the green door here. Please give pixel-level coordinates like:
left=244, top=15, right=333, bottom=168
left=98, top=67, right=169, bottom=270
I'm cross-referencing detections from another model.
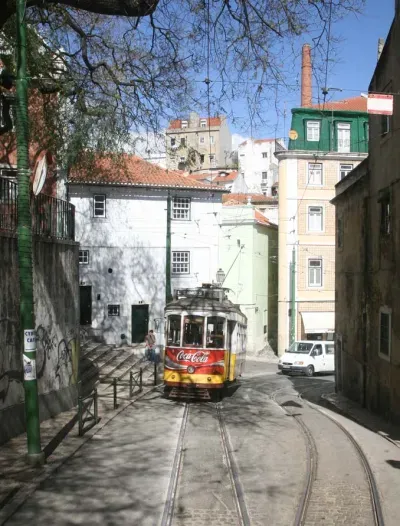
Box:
left=131, top=305, right=149, bottom=343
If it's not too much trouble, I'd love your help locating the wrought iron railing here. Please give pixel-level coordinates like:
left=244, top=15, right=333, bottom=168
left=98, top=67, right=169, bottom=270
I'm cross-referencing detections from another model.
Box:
left=0, top=177, right=75, bottom=241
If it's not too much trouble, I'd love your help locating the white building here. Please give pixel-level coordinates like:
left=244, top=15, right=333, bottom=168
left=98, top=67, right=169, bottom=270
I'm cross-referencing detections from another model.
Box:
left=238, top=138, right=285, bottom=196
left=68, top=155, right=225, bottom=345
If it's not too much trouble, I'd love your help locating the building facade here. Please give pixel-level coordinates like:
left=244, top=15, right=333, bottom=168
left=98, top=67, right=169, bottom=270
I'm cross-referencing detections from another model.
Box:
left=165, top=112, right=232, bottom=172
left=69, top=155, right=225, bottom=345
left=276, top=44, right=369, bottom=356
left=220, top=204, right=278, bottom=353
left=238, top=138, right=284, bottom=196
left=333, top=7, right=400, bottom=422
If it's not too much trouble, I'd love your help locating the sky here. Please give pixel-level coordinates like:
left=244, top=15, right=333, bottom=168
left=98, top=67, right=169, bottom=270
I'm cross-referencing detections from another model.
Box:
left=231, top=0, right=395, bottom=147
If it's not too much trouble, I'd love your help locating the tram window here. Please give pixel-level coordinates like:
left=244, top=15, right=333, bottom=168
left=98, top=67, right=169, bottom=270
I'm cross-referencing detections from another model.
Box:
left=183, top=316, right=204, bottom=347
left=206, top=316, right=225, bottom=348
left=167, top=315, right=181, bottom=346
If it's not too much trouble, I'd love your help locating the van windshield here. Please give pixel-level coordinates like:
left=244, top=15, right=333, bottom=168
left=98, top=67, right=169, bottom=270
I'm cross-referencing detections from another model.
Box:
left=287, top=342, right=313, bottom=354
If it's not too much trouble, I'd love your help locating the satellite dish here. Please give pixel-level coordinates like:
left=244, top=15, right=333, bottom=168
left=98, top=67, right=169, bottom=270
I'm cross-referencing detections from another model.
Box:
left=289, top=130, right=298, bottom=140
left=33, top=153, right=48, bottom=195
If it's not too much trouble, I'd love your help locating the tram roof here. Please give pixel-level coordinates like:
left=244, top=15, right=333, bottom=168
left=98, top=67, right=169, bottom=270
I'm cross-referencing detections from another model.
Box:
left=165, top=296, right=246, bottom=320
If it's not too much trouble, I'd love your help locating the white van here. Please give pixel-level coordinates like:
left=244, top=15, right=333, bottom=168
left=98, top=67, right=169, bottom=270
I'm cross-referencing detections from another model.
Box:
left=278, top=341, right=335, bottom=377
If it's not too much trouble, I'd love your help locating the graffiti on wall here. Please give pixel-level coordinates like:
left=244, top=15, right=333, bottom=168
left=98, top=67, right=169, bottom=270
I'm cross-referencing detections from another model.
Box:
left=0, top=322, right=79, bottom=409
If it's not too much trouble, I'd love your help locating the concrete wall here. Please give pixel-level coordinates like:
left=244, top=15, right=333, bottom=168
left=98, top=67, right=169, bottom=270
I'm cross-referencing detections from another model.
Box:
left=70, top=185, right=222, bottom=345
left=0, top=234, right=80, bottom=444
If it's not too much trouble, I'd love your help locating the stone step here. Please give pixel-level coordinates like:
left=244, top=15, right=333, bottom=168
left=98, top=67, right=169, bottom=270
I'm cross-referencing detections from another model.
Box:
left=101, top=353, right=144, bottom=382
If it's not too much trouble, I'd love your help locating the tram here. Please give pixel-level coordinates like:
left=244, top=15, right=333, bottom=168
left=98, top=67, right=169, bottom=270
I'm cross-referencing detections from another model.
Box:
left=163, top=284, right=247, bottom=400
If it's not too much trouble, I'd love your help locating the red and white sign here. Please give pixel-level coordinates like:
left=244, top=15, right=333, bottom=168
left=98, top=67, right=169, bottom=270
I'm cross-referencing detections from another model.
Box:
left=367, top=94, right=393, bottom=115
left=165, top=347, right=225, bottom=375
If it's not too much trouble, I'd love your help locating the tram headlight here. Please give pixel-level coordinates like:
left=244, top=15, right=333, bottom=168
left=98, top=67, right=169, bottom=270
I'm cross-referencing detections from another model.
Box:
left=294, top=361, right=304, bottom=365
left=207, top=377, right=212, bottom=381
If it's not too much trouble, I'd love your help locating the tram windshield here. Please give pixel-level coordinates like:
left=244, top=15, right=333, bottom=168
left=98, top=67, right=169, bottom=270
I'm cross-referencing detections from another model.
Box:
left=206, top=316, right=225, bottom=348
left=183, top=315, right=204, bottom=347
left=167, top=315, right=181, bottom=346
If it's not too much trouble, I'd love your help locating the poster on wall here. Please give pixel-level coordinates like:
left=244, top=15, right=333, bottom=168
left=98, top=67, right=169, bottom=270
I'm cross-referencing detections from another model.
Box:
left=23, top=355, right=37, bottom=381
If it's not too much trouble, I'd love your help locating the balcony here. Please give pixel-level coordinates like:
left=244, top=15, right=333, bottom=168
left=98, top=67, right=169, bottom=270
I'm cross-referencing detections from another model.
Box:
left=0, top=177, right=75, bottom=241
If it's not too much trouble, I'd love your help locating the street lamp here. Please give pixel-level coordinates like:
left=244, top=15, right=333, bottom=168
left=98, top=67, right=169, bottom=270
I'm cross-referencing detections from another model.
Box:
left=216, top=268, right=225, bottom=285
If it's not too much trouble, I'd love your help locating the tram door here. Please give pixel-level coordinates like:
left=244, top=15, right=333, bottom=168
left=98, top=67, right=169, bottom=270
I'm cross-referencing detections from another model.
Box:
left=226, top=321, right=236, bottom=381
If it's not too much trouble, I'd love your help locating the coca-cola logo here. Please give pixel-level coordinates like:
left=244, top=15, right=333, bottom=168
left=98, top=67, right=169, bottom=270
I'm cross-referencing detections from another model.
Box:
left=176, top=351, right=210, bottom=363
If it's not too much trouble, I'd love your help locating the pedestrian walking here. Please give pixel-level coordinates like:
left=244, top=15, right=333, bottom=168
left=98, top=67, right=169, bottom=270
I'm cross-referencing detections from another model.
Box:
left=144, top=330, right=156, bottom=360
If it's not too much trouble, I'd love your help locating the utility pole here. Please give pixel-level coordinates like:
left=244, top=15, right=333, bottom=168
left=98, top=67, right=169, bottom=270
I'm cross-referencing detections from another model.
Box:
left=165, top=191, right=172, bottom=304
left=16, top=0, right=43, bottom=464
left=289, top=246, right=296, bottom=346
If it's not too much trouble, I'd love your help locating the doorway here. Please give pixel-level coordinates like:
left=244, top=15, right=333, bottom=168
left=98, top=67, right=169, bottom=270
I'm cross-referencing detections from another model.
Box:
left=131, top=304, right=149, bottom=344
left=80, top=286, right=92, bottom=325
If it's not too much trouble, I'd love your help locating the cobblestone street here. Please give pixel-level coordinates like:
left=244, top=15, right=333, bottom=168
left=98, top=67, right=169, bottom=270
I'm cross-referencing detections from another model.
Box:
left=3, top=359, right=400, bottom=526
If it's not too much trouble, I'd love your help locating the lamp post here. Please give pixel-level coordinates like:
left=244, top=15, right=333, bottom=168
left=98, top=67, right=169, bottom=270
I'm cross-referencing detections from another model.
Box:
left=216, top=268, right=225, bottom=285
left=16, top=0, right=43, bottom=465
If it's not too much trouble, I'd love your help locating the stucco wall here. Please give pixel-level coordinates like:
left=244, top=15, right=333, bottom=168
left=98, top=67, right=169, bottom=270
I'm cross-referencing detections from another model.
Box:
left=0, top=234, right=80, bottom=444
left=71, top=186, right=222, bottom=345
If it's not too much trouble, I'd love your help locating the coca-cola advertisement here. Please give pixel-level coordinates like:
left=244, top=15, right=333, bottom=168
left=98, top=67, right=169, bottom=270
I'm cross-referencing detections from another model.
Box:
left=165, top=347, right=225, bottom=375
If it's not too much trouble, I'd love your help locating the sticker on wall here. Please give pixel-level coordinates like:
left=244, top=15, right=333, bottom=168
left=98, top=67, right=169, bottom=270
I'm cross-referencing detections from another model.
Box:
left=23, top=355, right=37, bottom=381
left=24, top=329, right=37, bottom=351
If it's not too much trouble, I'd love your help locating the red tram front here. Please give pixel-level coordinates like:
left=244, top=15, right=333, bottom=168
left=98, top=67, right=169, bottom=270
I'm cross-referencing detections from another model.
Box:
left=163, top=285, right=247, bottom=399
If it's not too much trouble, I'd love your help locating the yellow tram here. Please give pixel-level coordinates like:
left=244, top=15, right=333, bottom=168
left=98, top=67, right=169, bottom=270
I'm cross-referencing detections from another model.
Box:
left=163, top=284, right=247, bottom=399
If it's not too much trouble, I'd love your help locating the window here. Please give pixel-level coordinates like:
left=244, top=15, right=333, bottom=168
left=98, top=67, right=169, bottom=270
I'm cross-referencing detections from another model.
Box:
left=172, top=251, right=190, bottom=274
left=210, top=135, right=214, bottom=144
left=306, top=121, right=320, bottom=142
left=308, top=259, right=322, bottom=287
left=179, top=156, right=186, bottom=162
left=199, top=136, right=205, bottom=144
left=337, top=122, right=351, bottom=153
left=206, top=316, right=225, bottom=348
left=181, top=120, right=188, bottom=128
left=79, top=250, right=89, bottom=265
left=108, top=305, right=120, bottom=317
left=337, top=217, right=343, bottom=249
left=381, top=115, right=391, bottom=136
left=183, top=315, right=204, bottom=347
left=262, top=152, right=268, bottom=158
left=173, top=197, right=191, bottom=220
left=93, top=195, right=106, bottom=217
left=180, top=138, right=186, bottom=147
left=308, top=163, right=323, bottom=185
left=200, top=119, right=207, bottom=128
left=308, top=206, right=323, bottom=232
left=171, top=137, right=176, bottom=147
left=200, top=154, right=205, bottom=163
left=365, top=122, right=369, bottom=143
left=167, top=315, right=181, bottom=346
left=326, top=344, right=335, bottom=355
left=262, top=172, right=267, bottom=180
left=340, top=164, right=353, bottom=181
left=380, top=192, right=391, bottom=235
left=379, top=308, right=391, bottom=359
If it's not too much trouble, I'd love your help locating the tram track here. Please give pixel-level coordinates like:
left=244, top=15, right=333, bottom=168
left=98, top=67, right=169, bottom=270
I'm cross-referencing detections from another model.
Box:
left=161, top=401, right=250, bottom=526
left=271, top=387, right=385, bottom=526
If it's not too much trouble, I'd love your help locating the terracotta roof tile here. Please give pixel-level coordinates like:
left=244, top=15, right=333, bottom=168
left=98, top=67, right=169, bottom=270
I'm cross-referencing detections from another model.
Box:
left=222, top=193, right=278, bottom=204
left=168, top=116, right=222, bottom=130
left=68, top=154, right=225, bottom=191
left=311, top=96, right=368, bottom=112
left=239, top=138, right=276, bottom=147
left=213, top=171, right=238, bottom=183
left=255, top=210, right=276, bottom=227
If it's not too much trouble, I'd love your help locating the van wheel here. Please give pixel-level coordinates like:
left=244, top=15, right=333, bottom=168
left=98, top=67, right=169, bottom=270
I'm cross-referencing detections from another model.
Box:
left=305, top=365, right=314, bottom=377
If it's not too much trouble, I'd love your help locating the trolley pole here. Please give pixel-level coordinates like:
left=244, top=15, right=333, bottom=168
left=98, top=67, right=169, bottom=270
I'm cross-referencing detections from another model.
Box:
left=165, top=191, right=172, bottom=304
left=16, top=0, right=43, bottom=465
left=289, top=246, right=296, bottom=346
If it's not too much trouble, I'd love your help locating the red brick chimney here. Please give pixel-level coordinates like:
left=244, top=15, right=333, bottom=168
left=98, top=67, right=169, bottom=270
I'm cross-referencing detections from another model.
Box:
left=301, top=44, right=312, bottom=107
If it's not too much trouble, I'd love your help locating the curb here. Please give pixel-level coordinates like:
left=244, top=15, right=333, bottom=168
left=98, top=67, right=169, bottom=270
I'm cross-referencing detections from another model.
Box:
left=320, top=394, right=400, bottom=449
left=0, top=382, right=161, bottom=525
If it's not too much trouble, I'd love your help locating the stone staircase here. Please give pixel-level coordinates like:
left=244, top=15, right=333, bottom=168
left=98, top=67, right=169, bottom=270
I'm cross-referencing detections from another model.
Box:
left=79, top=340, right=161, bottom=411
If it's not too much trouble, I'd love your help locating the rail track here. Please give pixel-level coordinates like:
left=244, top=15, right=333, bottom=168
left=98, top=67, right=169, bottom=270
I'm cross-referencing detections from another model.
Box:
left=271, top=387, right=385, bottom=526
left=161, top=401, right=250, bottom=526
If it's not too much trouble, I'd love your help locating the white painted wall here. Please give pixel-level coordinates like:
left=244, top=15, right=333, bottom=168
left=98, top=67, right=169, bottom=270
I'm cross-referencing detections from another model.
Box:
left=70, top=185, right=222, bottom=345
left=238, top=139, right=284, bottom=195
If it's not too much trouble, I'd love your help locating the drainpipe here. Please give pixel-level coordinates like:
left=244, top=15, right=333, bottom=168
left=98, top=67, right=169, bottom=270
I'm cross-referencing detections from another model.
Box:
left=16, top=0, right=44, bottom=465
left=290, top=246, right=296, bottom=346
